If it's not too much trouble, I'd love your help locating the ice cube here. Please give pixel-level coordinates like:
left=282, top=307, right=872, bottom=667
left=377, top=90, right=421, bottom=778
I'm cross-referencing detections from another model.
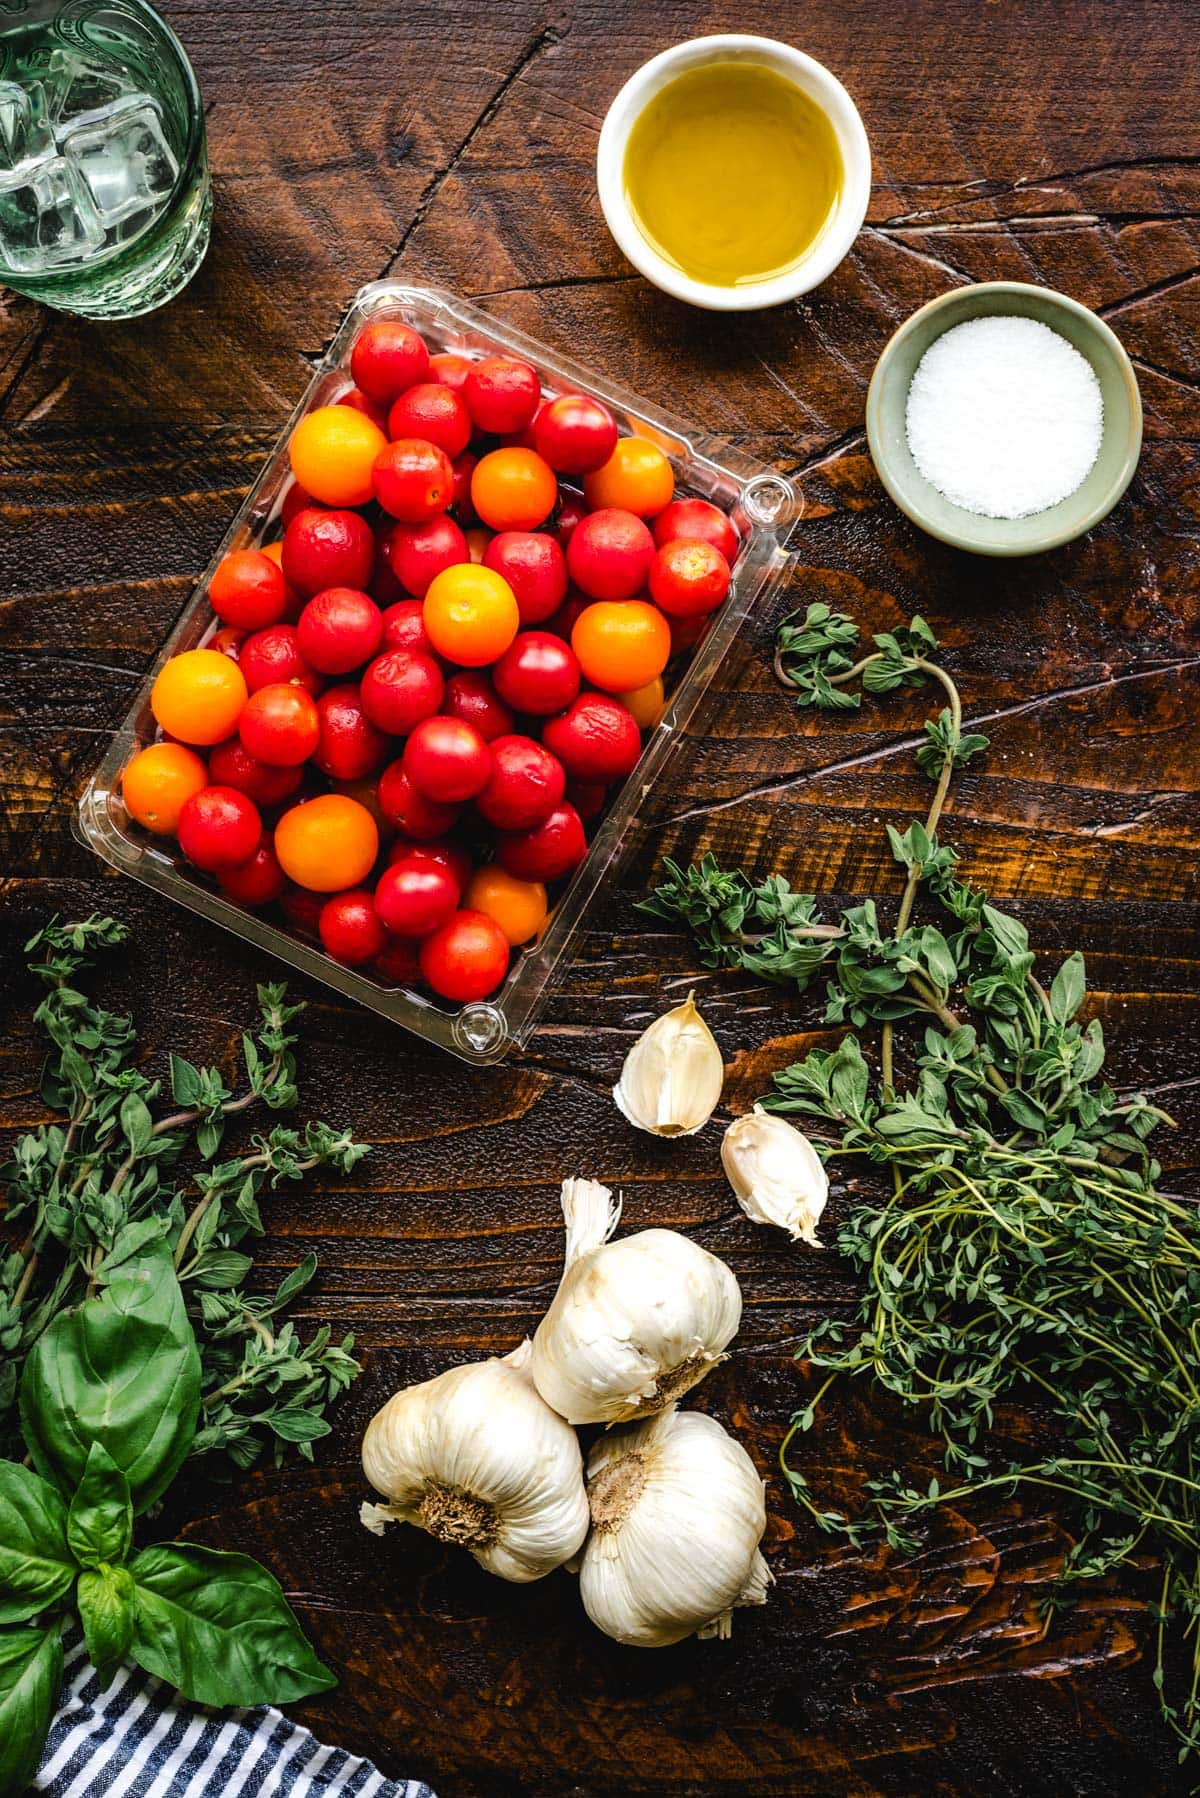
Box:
left=0, top=154, right=105, bottom=271
left=43, top=48, right=129, bottom=124
left=0, top=80, right=54, bottom=172
left=60, top=95, right=178, bottom=226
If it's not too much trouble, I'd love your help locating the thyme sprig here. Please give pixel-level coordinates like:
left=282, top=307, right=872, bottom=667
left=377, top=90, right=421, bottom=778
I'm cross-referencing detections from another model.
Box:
left=1, top=918, right=367, bottom=1473
left=644, top=603, right=1200, bottom=1761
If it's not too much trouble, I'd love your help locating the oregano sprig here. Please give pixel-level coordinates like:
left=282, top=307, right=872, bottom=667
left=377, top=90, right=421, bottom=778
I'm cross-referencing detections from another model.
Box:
left=644, top=605, right=1200, bottom=1761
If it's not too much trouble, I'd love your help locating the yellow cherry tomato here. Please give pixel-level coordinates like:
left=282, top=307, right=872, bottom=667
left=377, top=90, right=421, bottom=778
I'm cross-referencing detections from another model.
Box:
left=571, top=601, right=671, bottom=694
left=121, top=742, right=208, bottom=835
left=151, top=648, right=248, bottom=746
left=289, top=405, right=387, bottom=508
left=275, top=794, right=379, bottom=892
left=470, top=447, right=558, bottom=532
left=423, top=563, right=520, bottom=666
left=583, top=436, right=675, bottom=517
left=465, top=866, right=549, bottom=946
left=616, top=674, right=665, bottom=730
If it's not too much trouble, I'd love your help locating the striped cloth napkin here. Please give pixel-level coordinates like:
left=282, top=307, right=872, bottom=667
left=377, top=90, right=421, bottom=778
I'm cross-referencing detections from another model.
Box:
left=34, top=1632, right=435, bottom=1798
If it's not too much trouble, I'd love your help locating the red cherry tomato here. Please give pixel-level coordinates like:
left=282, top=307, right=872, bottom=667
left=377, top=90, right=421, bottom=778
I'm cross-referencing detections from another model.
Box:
left=360, top=649, right=444, bottom=735
left=534, top=393, right=618, bottom=476
left=375, top=855, right=460, bottom=937
left=544, top=590, right=591, bottom=643
left=380, top=598, right=439, bottom=658
left=350, top=319, right=430, bottom=404
left=566, top=780, right=606, bottom=821
left=382, top=514, right=469, bottom=599
left=238, top=683, right=321, bottom=767
left=210, top=626, right=245, bottom=661
left=337, top=386, right=390, bottom=433
left=217, top=835, right=286, bottom=907
left=208, top=739, right=303, bottom=808
left=498, top=802, right=587, bottom=883
left=373, top=439, right=454, bottom=523
left=475, top=734, right=565, bottom=831
left=177, top=786, right=262, bottom=872
left=652, top=497, right=739, bottom=564
left=209, top=550, right=289, bottom=632
left=238, top=623, right=322, bottom=696
left=313, top=683, right=390, bottom=780
left=493, top=631, right=581, bottom=716
left=566, top=508, right=655, bottom=601
left=387, top=382, right=472, bottom=459
left=282, top=508, right=375, bottom=598
left=370, top=531, right=407, bottom=606
left=373, top=935, right=422, bottom=983
left=419, top=909, right=511, bottom=1002
left=648, top=538, right=731, bottom=618
left=669, top=611, right=712, bottom=657
left=296, top=588, right=382, bottom=675
left=463, top=355, right=540, bottom=435
left=280, top=481, right=315, bottom=529
left=552, top=492, right=587, bottom=546
left=542, top=693, right=642, bottom=782
left=429, top=351, right=474, bottom=393
left=442, top=671, right=514, bottom=743
left=319, top=888, right=389, bottom=964
left=387, top=837, right=472, bottom=892
left=280, top=884, right=325, bottom=938
left=450, top=452, right=478, bottom=520
left=483, top=531, right=567, bottom=625
left=377, top=760, right=462, bottom=840
left=402, top=716, right=491, bottom=803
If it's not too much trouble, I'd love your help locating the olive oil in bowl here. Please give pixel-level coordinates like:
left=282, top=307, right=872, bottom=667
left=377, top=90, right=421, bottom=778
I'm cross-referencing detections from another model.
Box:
left=622, top=62, right=844, bottom=290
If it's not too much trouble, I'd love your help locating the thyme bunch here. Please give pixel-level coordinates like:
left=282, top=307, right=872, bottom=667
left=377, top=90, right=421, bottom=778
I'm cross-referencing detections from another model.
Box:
left=644, top=603, right=1200, bottom=1760
left=2, top=918, right=366, bottom=1473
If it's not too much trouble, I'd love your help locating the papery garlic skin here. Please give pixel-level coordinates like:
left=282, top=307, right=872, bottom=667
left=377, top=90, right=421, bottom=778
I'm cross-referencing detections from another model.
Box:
left=721, top=1105, right=829, bottom=1246
left=531, top=1178, right=742, bottom=1426
left=613, top=992, right=724, bottom=1136
left=360, top=1340, right=589, bottom=1582
left=579, top=1407, right=771, bottom=1647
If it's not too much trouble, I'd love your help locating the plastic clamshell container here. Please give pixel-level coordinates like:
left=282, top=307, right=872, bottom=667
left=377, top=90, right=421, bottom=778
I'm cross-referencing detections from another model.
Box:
left=77, top=281, right=796, bottom=1065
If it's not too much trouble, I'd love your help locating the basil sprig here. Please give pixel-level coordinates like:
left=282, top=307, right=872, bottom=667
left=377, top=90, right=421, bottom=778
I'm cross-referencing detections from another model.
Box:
left=0, top=1240, right=335, bottom=1792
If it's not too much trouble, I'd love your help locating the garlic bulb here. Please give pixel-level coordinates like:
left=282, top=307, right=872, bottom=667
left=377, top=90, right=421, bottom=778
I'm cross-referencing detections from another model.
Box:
left=721, top=1104, right=829, bottom=1246
left=613, top=992, right=724, bottom=1136
left=531, top=1177, right=741, bottom=1425
left=360, top=1340, right=588, bottom=1582
left=579, top=1406, right=771, bottom=1647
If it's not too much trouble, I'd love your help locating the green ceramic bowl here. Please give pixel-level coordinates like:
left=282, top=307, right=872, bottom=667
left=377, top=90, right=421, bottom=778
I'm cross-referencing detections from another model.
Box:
left=865, top=281, right=1142, bottom=556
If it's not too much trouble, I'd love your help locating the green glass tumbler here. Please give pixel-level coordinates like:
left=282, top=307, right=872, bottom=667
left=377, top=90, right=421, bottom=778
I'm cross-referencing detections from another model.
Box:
left=0, top=0, right=210, bottom=318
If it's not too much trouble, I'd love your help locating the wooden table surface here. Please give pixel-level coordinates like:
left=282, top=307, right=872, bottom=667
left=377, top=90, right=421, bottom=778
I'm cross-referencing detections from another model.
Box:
left=3, top=1, right=1199, bottom=1792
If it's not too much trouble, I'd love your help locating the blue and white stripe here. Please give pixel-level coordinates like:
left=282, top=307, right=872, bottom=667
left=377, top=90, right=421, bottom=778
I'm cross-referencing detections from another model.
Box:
left=35, top=1633, right=435, bottom=1798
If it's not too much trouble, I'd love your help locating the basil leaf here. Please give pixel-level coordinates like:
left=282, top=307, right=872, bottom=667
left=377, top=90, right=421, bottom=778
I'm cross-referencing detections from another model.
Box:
left=129, top=1542, right=335, bottom=1706
left=19, top=1243, right=200, bottom=1515
left=0, top=1463, right=74, bottom=1626
left=78, top=1566, right=136, bottom=1688
left=67, top=1443, right=133, bottom=1570
left=0, top=1621, right=63, bottom=1795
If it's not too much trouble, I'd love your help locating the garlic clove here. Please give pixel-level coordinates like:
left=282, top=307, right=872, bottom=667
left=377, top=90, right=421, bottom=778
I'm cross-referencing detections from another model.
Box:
left=613, top=992, right=725, bottom=1137
left=721, top=1104, right=828, bottom=1246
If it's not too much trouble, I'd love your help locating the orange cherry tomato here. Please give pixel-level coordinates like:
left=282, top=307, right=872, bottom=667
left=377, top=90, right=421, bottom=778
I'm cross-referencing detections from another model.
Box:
left=121, top=742, right=208, bottom=835
left=288, top=405, right=387, bottom=508
left=470, top=447, right=558, bottom=532
left=423, top=564, right=520, bottom=667
left=151, top=648, right=248, bottom=746
left=259, top=539, right=301, bottom=615
left=464, top=865, right=549, bottom=946
left=617, top=674, right=666, bottom=730
left=571, top=601, right=671, bottom=693
left=583, top=436, right=675, bottom=517
left=274, top=794, right=380, bottom=893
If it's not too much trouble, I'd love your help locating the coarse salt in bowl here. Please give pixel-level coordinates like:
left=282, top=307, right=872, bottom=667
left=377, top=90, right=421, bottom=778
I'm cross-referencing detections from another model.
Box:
left=866, top=281, right=1143, bottom=557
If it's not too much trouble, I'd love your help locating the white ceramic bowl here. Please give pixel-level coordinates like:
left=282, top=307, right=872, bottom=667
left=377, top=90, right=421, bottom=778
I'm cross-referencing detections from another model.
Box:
left=596, top=35, right=871, bottom=312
